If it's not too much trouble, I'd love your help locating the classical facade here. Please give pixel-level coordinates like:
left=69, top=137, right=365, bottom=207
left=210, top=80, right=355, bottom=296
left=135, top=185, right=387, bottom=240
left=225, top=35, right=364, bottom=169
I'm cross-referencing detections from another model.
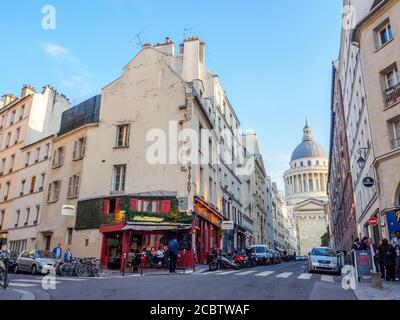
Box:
left=328, top=61, right=357, bottom=252
left=284, top=124, right=329, bottom=254
left=353, top=0, right=400, bottom=240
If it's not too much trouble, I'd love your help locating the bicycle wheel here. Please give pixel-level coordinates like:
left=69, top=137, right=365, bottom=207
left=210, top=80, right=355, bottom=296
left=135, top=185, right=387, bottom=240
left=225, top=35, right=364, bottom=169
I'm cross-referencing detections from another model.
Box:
left=76, top=264, right=89, bottom=278
left=96, top=265, right=110, bottom=278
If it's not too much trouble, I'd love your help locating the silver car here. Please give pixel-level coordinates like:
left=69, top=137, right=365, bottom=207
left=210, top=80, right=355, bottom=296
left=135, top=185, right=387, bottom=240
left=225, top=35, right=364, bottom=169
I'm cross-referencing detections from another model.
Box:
left=307, top=247, right=340, bottom=275
left=16, top=250, right=58, bottom=275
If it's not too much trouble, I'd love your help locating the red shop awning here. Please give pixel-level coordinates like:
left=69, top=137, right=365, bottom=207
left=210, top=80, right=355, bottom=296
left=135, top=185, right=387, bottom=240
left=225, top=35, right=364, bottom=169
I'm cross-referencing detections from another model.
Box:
left=121, top=222, right=192, bottom=232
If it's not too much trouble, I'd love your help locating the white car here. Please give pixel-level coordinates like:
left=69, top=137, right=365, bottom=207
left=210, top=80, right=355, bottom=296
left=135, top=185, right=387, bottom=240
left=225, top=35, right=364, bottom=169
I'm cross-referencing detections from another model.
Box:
left=16, top=250, right=58, bottom=275
left=307, top=247, right=340, bottom=275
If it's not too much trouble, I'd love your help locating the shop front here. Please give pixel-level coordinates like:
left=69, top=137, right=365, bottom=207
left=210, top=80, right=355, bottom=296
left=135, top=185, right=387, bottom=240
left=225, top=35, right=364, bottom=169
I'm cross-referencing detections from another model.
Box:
left=193, top=196, right=223, bottom=264
left=382, top=208, right=400, bottom=240
left=100, top=222, right=194, bottom=272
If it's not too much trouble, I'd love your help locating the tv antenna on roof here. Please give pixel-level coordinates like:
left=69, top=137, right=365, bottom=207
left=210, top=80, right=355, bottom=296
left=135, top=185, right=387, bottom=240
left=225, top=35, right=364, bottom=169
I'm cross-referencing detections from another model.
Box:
left=183, top=27, right=194, bottom=41
left=129, top=25, right=149, bottom=47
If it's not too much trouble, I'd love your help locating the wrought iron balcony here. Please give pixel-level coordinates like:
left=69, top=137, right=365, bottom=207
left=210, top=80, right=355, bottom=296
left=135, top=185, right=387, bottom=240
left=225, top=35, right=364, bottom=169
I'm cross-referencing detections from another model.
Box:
left=385, top=84, right=400, bottom=108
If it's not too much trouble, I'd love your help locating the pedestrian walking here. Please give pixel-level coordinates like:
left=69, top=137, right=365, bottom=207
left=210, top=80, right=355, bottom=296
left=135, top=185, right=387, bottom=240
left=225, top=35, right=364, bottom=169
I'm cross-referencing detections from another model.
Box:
left=358, top=237, right=368, bottom=251
left=64, top=247, right=73, bottom=262
left=53, top=243, right=63, bottom=260
left=168, top=235, right=180, bottom=273
left=380, top=239, right=397, bottom=281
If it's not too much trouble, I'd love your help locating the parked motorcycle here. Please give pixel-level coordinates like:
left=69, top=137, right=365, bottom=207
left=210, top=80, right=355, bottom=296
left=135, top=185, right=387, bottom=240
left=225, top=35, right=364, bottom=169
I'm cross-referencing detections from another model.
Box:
left=208, top=250, right=241, bottom=271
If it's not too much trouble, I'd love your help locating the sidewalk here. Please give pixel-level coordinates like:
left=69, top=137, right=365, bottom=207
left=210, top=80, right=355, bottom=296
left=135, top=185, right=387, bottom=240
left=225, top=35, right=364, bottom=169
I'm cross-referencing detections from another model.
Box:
left=0, top=288, right=24, bottom=300
left=353, top=280, right=400, bottom=300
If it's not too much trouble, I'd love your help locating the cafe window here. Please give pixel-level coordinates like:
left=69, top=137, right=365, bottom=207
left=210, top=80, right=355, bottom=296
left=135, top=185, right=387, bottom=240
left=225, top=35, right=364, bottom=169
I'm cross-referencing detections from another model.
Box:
left=129, top=198, right=171, bottom=213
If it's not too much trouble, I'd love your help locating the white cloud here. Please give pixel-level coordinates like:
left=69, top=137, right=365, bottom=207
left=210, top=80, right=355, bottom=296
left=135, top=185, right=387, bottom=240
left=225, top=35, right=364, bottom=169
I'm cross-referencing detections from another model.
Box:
left=41, top=43, right=68, bottom=57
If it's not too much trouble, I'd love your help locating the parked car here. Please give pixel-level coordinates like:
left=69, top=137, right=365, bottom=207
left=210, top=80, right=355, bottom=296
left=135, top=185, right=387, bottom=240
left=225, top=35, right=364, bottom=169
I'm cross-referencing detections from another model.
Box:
left=307, top=247, right=340, bottom=275
left=248, top=245, right=272, bottom=265
left=295, top=255, right=309, bottom=262
left=16, top=250, right=58, bottom=275
left=8, top=251, right=18, bottom=273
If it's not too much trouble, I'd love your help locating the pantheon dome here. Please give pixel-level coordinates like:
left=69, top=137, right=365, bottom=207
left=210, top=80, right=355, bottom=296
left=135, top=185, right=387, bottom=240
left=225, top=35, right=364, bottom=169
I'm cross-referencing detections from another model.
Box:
left=283, top=124, right=329, bottom=205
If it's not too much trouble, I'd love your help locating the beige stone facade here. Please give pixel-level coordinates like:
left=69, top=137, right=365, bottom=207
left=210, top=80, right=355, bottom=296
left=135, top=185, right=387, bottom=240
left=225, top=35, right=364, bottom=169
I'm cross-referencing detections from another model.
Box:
left=353, top=0, right=400, bottom=239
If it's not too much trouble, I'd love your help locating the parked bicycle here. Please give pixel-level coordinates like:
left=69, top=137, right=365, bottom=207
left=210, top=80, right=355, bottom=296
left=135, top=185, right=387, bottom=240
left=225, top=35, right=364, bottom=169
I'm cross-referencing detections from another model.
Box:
left=55, top=257, right=110, bottom=278
left=0, top=251, right=10, bottom=290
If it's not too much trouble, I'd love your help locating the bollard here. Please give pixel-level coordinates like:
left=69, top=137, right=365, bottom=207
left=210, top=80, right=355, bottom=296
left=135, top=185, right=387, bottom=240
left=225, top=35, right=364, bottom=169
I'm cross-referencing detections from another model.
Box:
left=122, top=253, right=127, bottom=277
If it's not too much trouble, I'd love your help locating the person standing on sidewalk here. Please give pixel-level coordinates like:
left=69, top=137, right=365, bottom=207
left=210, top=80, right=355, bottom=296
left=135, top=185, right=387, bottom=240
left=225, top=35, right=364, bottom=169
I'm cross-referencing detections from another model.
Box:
left=376, top=240, right=386, bottom=279
left=391, top=232, right=400, bottom=281
left=53, top=243, right=63, bottom=260
left=168, top=235, right=180, bottom=273
left=381, top=239, right=397, bottom=281
left=366, top=238, right=378, bottom=273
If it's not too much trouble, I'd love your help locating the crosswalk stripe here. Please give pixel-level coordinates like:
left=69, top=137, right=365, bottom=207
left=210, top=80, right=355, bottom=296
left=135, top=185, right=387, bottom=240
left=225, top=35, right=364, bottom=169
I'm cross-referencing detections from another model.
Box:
left=276, top=272, right=293, bottom=278
left=255, top=271, right=275, bottom=277
left=298, top=273, right=312, bottom=280
left=9, top=283, right=38, bottom=288
left=236, top=271, right=256, bottom=276
left=321, top=275, right=334, bottom=283
left=13, top=279, right=62, bottom=284
left=217, top=270, right=241, bottom=275
left=199, top=271, right=223, bottom=275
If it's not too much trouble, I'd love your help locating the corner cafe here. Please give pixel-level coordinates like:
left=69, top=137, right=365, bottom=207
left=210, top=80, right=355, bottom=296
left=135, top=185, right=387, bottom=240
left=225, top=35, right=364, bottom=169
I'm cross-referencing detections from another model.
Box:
left=95, top=194, right=223, bottom=271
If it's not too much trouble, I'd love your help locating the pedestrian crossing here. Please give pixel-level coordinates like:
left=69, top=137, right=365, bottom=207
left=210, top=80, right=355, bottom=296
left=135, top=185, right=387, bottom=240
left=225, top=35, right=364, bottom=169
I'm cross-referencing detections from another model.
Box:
left=8, top=276, right=89, bottom=289
left=195, top=269, right=341, bottom=283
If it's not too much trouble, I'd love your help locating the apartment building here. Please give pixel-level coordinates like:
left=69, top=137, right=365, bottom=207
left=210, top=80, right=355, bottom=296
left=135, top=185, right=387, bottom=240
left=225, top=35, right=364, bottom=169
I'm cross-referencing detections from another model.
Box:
left=37, top=95, right=101, bottom=258
left=353, top=0, right=400, bottom=239
left=241, top=133, right=266, bottom=246
left=328, top=61, right=357, bottom=252
left=0, top=85, right=70, bottom=251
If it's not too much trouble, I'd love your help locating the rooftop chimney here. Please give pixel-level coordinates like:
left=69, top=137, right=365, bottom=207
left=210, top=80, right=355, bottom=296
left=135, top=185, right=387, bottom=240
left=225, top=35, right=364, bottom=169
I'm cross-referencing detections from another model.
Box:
left=154, top=37, right=175, bottom=57
left=21, top=84, right=36, bottom=98
left=1, top=94, right=18, bottom=107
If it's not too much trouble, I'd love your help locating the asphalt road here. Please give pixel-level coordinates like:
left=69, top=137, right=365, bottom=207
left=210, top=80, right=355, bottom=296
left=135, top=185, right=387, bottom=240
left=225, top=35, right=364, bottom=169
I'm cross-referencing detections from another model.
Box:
left=0, top=261, right=357, bottom=300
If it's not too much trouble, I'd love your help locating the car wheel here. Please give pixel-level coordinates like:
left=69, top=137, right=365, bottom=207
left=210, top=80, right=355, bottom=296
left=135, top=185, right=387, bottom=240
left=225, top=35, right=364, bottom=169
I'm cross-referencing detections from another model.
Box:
left=31, top=264, right=37, bottom=275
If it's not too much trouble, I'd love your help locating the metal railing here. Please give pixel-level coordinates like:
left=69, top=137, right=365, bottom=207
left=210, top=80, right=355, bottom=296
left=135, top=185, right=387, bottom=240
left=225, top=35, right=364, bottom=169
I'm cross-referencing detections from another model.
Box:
left=385, top=84, right=400, bottom=108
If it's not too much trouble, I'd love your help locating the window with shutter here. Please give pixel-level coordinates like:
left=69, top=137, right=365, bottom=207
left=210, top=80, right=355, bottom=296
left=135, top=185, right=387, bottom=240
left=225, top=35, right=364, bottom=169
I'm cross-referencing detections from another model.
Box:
left=52, top=150, right=56, bottom=167
left=115, top=198, right=121, bottom=212
left=47, top=183, right=52, bottom=202
left=161, top=200, right=171, bottom=213
left=81, top=137, right=87, bottom=157
left=60, top=147, right=65, bottom=165
left=103, top=199, right=110, bottom=216
left=73, top=141, right=78, bottom=160
left=156, top=200, right=162, bottom=212
left=55, top=181, right=61, bottom=201
left=68, top=177, right=73, bottom=198
left=74, top=175, right=80, bottom=196
left=130, top=198, right=138, bottom=211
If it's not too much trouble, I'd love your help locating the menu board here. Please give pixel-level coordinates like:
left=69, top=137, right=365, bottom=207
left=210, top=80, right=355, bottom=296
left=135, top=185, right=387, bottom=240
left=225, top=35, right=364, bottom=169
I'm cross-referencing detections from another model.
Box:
left=355, top=250, right=373, bottom=277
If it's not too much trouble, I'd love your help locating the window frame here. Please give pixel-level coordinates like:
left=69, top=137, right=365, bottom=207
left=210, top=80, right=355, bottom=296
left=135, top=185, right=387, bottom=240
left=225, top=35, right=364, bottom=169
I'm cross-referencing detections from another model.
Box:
left=111, top=165, right=126, bottom=193
left=115, top=124, right=131, bottom=148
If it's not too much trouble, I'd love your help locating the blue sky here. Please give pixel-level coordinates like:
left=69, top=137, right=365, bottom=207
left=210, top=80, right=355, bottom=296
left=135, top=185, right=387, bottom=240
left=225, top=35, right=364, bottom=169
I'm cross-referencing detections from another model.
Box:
left=0, top=0, right=343, bottom=189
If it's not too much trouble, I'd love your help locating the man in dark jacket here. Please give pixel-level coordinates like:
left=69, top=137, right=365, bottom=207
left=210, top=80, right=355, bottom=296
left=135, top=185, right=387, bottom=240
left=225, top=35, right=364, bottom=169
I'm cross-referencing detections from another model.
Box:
left=168, top=236, right=180, bottom=273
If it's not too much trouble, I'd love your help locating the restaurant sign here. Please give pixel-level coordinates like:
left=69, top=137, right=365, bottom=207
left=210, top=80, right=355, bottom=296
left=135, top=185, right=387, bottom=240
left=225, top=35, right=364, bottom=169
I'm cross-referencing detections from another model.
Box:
left=133, top=216, right=165, bottom=223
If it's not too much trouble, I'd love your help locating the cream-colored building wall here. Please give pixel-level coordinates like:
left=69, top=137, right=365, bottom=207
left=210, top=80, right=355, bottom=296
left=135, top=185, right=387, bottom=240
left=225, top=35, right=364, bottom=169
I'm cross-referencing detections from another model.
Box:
left=357, top=0, right=400, bottom=231
left=296, top=211, right=328, bottom=255
left=38, top=125, right=101, bottom=257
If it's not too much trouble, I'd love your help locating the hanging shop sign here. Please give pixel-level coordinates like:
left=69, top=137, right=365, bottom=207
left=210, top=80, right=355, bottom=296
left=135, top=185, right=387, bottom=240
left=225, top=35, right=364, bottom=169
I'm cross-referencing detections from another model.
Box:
left=362, top=177, right=375, bottom=188
left=222, top=221, right=235, bottom=231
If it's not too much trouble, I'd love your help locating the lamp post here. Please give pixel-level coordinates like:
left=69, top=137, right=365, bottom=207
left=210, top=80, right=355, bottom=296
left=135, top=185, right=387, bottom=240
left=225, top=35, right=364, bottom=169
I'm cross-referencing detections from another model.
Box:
left=356, top=142, right=372, bottom=170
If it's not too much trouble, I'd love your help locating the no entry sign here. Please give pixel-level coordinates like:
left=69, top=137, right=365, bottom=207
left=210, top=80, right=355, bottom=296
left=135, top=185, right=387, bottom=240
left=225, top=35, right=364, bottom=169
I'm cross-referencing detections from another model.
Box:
left=369, top=217, right=378, bottom=227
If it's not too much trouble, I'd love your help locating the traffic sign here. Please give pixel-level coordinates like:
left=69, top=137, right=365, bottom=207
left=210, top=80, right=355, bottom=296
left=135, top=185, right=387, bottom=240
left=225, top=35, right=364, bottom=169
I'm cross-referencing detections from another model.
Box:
left=369, top=217, right=378, bottom=227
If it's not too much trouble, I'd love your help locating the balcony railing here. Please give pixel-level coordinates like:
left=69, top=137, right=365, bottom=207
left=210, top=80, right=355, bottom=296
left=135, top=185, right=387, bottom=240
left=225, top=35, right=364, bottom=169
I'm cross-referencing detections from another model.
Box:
left=385, top=84, right=400, bottom=108
left=391, top=136, right=400, bottom=150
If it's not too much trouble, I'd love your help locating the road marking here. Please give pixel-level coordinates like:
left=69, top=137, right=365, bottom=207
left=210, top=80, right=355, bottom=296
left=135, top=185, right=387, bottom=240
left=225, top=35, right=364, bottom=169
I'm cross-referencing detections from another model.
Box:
left=216, top=270, right=241, bottom=275
left=200, top=271, right=223, bottom=275
left=321, top=275, right=334, bottom=283
left=255, top=271, right=275, bottom=277
left=12, top=289, right=35, bottom=300
left=298, top=273, right=312, bottom=280
left=236, top=271, right=256, bottom=276
left=9, top=283, right=38, bottom=288
left=276, top=272, right=293, bottom=278
left=13, top=279, right=62, bottom=284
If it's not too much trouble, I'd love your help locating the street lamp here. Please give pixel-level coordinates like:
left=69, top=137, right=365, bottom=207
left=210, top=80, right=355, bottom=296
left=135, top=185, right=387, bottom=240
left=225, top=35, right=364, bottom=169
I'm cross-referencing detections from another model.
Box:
left=356, top=142, right=372, bottom=169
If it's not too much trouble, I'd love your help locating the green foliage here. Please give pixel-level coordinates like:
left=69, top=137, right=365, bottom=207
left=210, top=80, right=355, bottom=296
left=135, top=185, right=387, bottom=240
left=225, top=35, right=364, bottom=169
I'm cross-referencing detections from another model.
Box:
left=321, top=227, right=331, bottom=247
left=75, top=196, right=192, bottom=230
